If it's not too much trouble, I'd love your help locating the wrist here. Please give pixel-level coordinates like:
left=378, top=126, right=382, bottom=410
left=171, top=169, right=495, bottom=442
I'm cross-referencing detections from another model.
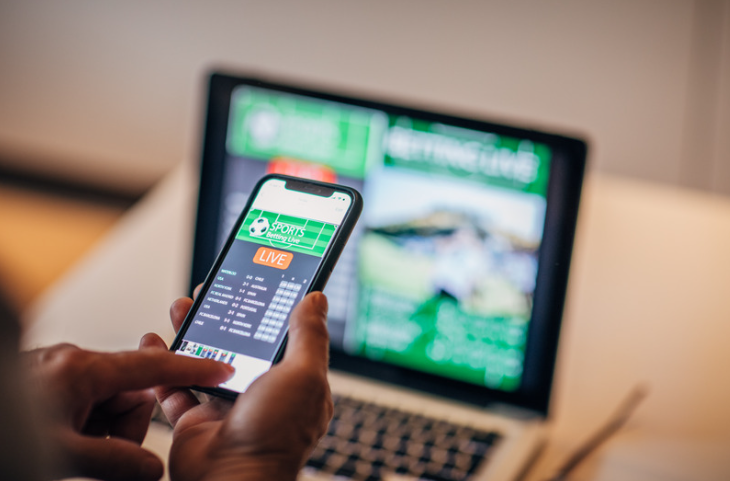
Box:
left=203, top=455, right=302, bottom=481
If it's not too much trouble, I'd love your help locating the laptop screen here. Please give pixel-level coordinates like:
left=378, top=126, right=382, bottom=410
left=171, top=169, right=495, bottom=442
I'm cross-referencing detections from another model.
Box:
left=193, top=73, right=586, bottom=414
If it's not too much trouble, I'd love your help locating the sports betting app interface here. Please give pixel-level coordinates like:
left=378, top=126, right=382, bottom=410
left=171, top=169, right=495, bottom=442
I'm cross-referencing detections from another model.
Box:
left=177, top=178, right=352, bottom=393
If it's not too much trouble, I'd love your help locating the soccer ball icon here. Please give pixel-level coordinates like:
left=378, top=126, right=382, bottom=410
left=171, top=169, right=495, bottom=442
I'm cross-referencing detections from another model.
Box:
left=249, top=217, right=269, bottom=237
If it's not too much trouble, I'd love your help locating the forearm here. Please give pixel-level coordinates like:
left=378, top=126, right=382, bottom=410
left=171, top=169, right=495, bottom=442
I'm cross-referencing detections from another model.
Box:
left=203, top=457, right=302, bottom=481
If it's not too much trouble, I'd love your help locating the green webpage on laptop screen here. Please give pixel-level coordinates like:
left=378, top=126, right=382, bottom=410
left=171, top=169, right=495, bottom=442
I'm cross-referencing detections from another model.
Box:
left=216, top=85, right=551, bottom=393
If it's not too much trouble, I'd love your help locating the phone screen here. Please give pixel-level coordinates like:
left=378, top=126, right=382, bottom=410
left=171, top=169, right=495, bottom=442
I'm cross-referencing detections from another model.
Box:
left=174, top=177, right=354, bottom=393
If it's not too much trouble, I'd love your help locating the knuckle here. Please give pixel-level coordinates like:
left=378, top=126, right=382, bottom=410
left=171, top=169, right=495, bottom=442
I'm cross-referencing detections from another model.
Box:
left=52, top=347, right=90, bottom=375
left=41, top=346, right=106, bottom=386
left=300, top=316, right=329, bottom=345
left=38, top=343, right=81, bottom=365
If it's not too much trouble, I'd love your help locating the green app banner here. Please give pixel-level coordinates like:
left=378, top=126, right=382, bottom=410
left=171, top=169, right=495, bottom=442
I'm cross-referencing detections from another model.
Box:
left=237, top=209, right=336, bottom=257
left=384, top=119, right=552, bottom=197
left=227, top=87, right=387, bottom=179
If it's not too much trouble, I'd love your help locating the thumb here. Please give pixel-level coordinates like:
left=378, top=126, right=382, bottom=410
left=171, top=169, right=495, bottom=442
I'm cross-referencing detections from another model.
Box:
left=64, top=433, right=164, bottom=481
left=283, top=292, right=329, bottom=371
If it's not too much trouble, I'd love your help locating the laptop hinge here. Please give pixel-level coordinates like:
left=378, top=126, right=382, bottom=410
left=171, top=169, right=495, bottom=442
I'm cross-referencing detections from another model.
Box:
left=485, top=403, right=544, bottom=421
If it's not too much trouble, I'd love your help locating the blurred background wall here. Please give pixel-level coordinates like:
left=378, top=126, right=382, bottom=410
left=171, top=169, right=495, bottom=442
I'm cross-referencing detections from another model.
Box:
left=0, top=0, right=729, bottom=197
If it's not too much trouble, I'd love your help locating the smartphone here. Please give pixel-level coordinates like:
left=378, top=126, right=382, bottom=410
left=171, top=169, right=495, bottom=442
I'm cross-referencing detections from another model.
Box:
left=170, top=174, right=362, bottom=398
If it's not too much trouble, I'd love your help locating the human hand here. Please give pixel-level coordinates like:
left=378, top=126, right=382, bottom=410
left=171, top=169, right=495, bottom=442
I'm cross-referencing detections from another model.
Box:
left=24, top=343, right=235, bottom=481
left=140, top=291, right=333, bottom=481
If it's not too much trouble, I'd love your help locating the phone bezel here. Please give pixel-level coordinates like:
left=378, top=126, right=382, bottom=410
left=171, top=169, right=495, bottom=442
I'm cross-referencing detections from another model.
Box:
left=171, top=173, right=362, bottom=400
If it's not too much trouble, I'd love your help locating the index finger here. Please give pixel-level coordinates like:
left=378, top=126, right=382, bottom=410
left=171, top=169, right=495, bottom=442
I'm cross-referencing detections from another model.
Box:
left=281, top=292, right=330, bottom=373
left=83, top=349, right=234, bottom=400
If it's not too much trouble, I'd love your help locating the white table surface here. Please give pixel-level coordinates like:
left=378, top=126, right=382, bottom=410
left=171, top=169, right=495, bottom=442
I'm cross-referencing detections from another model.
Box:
left=22, top=165, right=730, bottom=480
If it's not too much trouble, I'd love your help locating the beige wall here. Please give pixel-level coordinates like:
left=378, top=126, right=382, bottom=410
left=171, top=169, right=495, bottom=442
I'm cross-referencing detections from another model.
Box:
left=0, top=0, right=728, bottom=195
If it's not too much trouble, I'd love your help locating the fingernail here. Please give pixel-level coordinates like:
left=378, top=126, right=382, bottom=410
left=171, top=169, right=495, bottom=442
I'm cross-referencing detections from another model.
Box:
left=220, top=362, right=236, bottom=377
left=312, top=292, right=328, bottom=316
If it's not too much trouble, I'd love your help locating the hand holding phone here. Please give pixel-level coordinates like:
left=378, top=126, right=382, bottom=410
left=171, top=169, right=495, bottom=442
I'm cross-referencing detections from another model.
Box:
left=141, top=290, right=333, bottom=481
left=170, top=174, right=362, bottom=398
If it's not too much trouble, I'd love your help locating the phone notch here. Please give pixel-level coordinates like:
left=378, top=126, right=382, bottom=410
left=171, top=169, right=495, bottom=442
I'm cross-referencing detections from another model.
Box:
left=284, top=178, right=336, bottom=198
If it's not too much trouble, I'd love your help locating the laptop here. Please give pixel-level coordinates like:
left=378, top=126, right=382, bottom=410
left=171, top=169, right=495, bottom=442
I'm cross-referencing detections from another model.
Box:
left=189, top=72, right=587, bottom=481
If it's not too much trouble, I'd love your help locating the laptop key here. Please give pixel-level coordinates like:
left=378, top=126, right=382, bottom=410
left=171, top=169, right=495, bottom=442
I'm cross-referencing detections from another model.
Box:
left=305, top=394, right=502, bottom=480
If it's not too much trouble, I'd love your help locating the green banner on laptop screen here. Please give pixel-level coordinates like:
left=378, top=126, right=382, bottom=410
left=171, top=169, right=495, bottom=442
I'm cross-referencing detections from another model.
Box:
left=384, top=119, right=552, bottom=197
left=227, top=87, right=387, bottom=179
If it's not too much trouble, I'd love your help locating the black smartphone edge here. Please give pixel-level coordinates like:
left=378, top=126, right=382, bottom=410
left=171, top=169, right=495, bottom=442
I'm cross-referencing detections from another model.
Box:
left=170, top=173, right=363, bottom=400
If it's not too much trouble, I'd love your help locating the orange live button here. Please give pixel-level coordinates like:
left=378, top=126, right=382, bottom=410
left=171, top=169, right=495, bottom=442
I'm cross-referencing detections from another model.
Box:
left=253, top=247, right=293, bottom=270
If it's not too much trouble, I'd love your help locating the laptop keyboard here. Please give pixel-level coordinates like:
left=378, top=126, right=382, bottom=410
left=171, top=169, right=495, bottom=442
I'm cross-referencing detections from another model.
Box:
left=304, top=394, right=502, bottom=481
